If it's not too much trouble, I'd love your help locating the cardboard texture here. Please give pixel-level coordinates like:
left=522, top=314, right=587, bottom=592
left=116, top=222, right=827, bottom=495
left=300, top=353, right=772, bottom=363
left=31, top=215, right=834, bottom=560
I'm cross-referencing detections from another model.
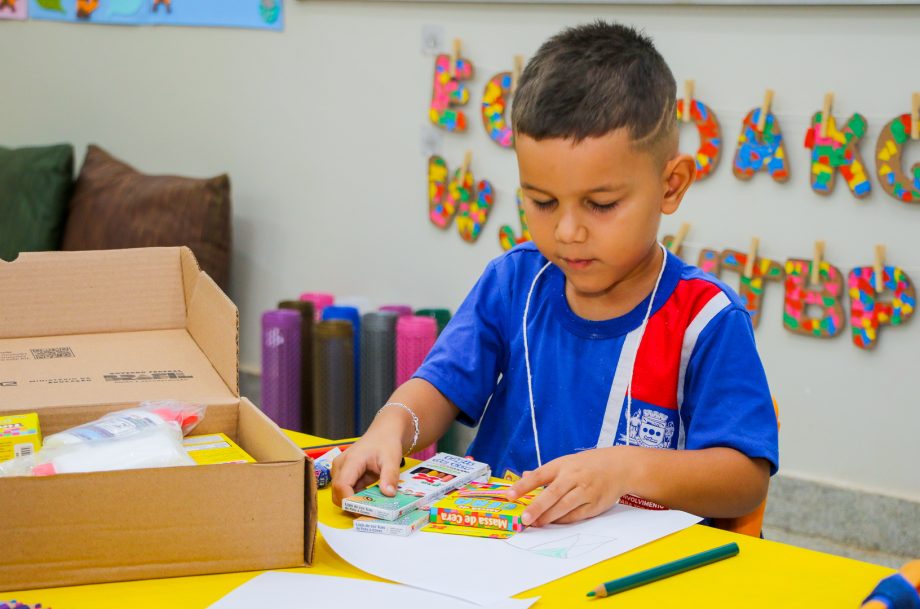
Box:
left=0, top=247, right=315, bottom=592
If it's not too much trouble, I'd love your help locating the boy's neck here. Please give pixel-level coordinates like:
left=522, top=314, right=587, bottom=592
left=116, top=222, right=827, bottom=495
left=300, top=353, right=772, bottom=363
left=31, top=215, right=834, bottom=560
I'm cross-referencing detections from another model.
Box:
left=564, top=244, right=665, bottom=322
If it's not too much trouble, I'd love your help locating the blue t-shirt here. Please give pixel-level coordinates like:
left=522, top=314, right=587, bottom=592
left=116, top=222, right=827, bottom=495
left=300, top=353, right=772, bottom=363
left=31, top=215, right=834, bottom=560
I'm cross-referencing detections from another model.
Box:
left=414, top=242, right=779, bottom=480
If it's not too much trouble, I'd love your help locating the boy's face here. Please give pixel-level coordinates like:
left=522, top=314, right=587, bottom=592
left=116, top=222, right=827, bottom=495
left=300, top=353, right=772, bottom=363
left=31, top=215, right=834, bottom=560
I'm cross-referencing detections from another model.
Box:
left=516, top=130, right=692, bottom=311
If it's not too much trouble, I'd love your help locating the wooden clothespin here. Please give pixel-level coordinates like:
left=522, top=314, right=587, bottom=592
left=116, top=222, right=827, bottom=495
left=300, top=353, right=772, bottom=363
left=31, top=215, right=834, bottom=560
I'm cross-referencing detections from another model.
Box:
left=683, top=80, right=695, bottom=124
left=744, top=237, right=760, bottom=279
left=820, top=93, right=834, bottom=138
left=511, top=55, right=524, bottom=96
left=874, top=244, right=886, bottom=292
left=757, top=89, right=774, bottom=133
left=811, top=240, right=825, bottom=286
left=451, top=38, right=462, bottom=78
left=911, top=92, right=920, bottom=141
left=669, top=222, right=691, bottom=254
left=460, top=150, right=472, bottom=179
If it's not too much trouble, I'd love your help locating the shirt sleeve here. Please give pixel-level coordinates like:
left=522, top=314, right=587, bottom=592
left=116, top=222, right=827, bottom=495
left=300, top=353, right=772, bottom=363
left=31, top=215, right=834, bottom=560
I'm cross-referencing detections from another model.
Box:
left=681, top=307, right=780, bottom=475
left=413, top=259, right=508, bottom=427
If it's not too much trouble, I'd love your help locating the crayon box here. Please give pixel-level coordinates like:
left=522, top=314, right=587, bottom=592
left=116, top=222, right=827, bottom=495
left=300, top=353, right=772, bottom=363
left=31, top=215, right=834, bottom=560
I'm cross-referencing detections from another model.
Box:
left=0, top=413, right=42, bottom=463
left=353, top=510, right=429, bottom=536
left=342, top=452, right=490, bottom=521
left=430, top=481, right=542, bottom=533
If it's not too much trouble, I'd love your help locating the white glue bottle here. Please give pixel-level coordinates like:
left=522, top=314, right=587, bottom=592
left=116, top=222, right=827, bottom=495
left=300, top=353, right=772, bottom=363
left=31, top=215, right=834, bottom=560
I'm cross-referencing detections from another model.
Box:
left=43, top=400, right=205, bottom=449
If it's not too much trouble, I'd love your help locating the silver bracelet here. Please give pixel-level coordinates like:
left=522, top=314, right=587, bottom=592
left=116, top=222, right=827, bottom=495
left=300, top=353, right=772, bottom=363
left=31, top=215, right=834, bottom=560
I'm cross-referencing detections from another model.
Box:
left=377, top=402, right=420, bottom=456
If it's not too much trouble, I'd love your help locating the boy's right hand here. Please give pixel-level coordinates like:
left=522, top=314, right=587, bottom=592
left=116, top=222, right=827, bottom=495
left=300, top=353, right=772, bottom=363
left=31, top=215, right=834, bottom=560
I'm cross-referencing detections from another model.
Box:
left=330, top=432, right=404, bottom=507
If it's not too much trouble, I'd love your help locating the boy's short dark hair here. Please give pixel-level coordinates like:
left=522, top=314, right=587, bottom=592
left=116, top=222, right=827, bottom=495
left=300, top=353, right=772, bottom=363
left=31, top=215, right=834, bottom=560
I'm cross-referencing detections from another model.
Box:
left=512, top=21, right=677, bottom=157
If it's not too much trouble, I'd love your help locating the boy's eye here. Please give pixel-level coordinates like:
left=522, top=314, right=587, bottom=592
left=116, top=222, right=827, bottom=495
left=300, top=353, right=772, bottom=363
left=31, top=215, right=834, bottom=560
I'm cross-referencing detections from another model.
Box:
left=587, top=200, right=619, bottom=212
left=530, top=198, right=557, bottom=210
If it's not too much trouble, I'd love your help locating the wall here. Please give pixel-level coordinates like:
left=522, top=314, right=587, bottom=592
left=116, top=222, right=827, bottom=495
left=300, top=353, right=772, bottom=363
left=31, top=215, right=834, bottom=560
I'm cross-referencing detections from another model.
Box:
left=2, top=1, right=919, bottom=499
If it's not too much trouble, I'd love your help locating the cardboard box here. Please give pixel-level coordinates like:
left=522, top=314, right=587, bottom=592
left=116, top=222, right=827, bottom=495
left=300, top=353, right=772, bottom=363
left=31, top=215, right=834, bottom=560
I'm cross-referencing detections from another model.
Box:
left=0, top=247, right=316, bottom=592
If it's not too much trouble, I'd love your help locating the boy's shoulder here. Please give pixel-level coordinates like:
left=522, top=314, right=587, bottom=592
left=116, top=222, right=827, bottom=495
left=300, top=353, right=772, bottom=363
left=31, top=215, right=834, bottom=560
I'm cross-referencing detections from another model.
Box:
left=487, top=241, right=550, bottom=280
left=670, top=255, right=748, bottom=317
left=486, top=243, right=748, bottom=320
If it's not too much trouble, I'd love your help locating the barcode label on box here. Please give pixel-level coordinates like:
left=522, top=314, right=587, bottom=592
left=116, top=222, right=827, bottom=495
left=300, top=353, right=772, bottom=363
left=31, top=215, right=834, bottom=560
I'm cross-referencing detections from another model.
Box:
left=14, top=443, right=33, bottom=457
left=30, top=347, right=75, bottom=360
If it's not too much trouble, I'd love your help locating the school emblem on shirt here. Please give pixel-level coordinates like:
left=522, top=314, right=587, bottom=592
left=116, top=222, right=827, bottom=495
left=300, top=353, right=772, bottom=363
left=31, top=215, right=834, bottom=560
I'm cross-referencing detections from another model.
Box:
left=624, top=408, right=676, bottom=448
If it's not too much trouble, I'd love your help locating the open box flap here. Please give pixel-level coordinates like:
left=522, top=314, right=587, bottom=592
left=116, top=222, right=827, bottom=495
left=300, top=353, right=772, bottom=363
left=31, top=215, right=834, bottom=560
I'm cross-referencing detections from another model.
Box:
left=0, top=247, right=239, bottom=410
left=0, top=248, right=187, bottom=339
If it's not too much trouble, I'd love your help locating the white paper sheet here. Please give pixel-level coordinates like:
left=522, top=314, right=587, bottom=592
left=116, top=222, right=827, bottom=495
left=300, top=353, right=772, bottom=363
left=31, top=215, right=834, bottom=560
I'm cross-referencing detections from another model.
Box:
left=321, top=504, right=701, bottom=606
left=207, top=572, right=539, bottom=609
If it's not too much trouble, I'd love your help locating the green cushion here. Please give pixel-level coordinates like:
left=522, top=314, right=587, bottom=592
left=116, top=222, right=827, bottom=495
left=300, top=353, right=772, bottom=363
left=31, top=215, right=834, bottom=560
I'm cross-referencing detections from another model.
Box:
left=0, top=144, right=74, bottom=262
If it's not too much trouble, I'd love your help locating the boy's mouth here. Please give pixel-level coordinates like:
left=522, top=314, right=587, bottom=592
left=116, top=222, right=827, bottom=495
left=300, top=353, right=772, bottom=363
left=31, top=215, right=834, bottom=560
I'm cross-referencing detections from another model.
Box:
left=560, top=257, right=595, bottom=270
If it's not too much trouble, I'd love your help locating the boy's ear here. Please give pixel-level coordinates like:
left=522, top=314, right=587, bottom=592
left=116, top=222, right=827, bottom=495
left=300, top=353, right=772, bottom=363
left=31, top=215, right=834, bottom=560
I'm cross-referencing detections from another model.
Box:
left=661, top=154, right=696, bottom=215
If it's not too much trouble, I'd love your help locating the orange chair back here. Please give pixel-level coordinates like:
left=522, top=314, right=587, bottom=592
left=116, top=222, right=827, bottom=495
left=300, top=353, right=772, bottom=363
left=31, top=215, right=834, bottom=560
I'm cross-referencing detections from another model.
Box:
left=712, top=398, right=779, bottom=537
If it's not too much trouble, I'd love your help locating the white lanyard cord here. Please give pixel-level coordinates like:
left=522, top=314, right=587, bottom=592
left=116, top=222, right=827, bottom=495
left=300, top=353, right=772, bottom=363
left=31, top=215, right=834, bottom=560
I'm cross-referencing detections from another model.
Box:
left=624, top=242, right=669, bottom=447
left=523, top=260, right=553, bottom=468
left=523, top=243, right=669, bottom=467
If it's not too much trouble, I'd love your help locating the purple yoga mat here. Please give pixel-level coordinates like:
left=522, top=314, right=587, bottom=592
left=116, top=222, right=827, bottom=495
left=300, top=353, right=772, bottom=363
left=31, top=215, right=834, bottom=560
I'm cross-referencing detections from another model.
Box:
left=261, top=309, right=302, bottom=431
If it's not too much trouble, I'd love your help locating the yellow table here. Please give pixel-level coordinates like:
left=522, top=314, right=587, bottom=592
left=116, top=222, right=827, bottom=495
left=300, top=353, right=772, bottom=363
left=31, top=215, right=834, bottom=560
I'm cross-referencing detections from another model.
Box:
left=5, top=431, right=893, bottom=608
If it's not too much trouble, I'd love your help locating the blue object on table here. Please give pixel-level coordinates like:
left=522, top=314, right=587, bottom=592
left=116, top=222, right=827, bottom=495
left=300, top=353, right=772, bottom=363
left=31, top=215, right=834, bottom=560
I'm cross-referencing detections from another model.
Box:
left=862, top=573, right=920, bottom=609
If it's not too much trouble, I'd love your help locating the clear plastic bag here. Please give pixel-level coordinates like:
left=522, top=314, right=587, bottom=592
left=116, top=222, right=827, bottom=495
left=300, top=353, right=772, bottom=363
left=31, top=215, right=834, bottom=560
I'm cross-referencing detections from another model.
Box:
left=0, top=400, right=206, bottom=477
left=43, top=400, right=206, bottom=448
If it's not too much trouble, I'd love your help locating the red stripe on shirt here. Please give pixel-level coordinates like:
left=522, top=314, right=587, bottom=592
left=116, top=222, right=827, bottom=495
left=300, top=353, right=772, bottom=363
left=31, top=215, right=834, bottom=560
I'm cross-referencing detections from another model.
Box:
left=630, top=278, right=724, bottom=409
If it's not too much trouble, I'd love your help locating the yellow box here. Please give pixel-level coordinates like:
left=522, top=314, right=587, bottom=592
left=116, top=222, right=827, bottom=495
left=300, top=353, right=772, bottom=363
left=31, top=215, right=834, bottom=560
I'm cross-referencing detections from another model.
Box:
left=183, top=433, right=256, bottom=465
left=0, top=413, right=42, bottom=462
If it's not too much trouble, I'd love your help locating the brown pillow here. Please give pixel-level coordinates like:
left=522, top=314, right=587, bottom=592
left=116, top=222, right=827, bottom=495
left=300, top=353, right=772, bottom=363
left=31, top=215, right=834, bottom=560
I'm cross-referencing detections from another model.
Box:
left=62, top=145, right=232, bottom=288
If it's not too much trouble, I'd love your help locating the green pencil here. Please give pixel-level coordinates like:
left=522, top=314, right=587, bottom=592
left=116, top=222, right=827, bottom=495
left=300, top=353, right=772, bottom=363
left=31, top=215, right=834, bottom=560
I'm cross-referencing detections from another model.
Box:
left=586, top=542, right=740, bottom=599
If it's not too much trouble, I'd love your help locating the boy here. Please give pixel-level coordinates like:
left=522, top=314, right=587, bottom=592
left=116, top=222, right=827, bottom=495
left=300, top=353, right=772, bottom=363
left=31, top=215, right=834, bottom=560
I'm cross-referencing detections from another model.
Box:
left=333, top=21, right=778, bottom=528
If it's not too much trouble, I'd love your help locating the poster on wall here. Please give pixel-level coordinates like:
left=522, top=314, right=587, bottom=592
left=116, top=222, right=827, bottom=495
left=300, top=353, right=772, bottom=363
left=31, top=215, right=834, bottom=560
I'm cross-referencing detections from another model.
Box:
left=26, top=0, right=282, bottom=29
left=0, top=0, right=28, bottom=20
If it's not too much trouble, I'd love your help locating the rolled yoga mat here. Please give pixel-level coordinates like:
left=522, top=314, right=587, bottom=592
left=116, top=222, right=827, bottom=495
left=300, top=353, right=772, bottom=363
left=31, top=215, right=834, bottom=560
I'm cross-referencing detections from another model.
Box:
left=300, top=292, right=334, bottom=320
left=415, top=309, right=472, bottom=455
left=278, top=299, right=315, bottom=434
left=360, top=311, right=398, bottom=433
left=379, top=304, right=413, bottom=317
left=261, top=309, right=302, bottom=432
left=322, top=305, right=361, bottom=436
left=396, top=315, right=439, bottom=460
left=312, top=319, right=355, bottom=439
left=415, top=308, right=452, bottom=335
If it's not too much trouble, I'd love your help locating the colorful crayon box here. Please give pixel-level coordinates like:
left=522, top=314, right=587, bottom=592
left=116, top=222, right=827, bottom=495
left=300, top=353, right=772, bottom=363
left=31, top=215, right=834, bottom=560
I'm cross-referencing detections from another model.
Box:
left=183, top=433, right=256, bottom=465
left=0, top=413, right=42, bottom=463
left=342, top=452, right=490, bottom=521
left=422, top=522, right=516, bottom=540
left=429, top=481, right=542, bottom=533
left=354, top=509, right=430, bottom=536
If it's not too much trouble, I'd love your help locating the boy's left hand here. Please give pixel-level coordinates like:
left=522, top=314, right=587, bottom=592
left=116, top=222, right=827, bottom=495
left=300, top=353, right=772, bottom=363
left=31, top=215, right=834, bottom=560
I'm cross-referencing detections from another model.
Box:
left=506, top=447, right=634, bottom=527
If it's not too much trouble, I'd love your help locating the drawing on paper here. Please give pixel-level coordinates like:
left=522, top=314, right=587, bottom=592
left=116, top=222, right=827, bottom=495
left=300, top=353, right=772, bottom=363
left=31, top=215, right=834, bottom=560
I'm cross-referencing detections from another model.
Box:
left=505, top=532, right=618, bottom=559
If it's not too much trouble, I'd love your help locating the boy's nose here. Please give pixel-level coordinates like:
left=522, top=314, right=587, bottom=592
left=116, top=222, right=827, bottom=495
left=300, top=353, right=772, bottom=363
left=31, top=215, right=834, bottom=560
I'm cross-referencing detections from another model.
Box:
left=555, top=210, right=587, bottom=244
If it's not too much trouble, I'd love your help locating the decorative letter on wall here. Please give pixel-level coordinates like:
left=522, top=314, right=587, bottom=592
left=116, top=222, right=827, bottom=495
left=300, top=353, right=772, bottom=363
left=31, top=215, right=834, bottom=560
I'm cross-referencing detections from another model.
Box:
left=697, top=248, right=722, bottom=277
left=499, top=190, right=531, bottom=251
left=720, top=248, right=784, bottom=328
left=783, top=259, right=846, bottom=338
left=456, top=180, right=494, bottom=243
left=482, top=72, right=514, bottom=148
left=804, top=109, right=871, bottom=198
left=848, top=265, right=916, bottom=349
left=676, top=98, right=722, bottom=181
left=427, top=153, right=494, bottom=243
left=429, top=49, right=473, bottom=133
left=875, top=114, right=920, bottom=203
left=428, top=155, right=453, bottom=228
left=733, top=90, right=790, bottom=183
